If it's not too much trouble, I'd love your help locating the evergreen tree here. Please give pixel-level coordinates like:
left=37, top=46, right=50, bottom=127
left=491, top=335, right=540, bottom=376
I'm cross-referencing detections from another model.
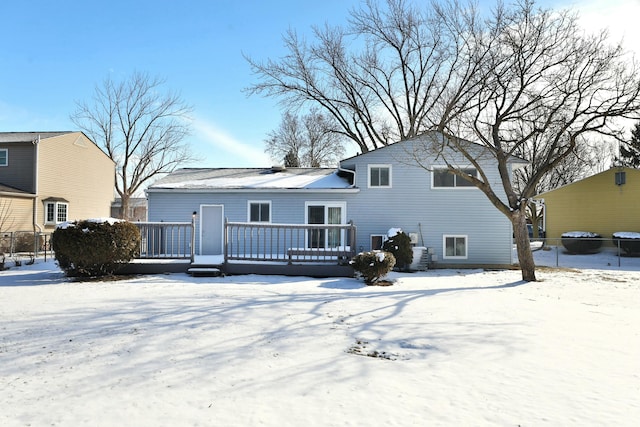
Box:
left=382, top=231, right=413, bottom=271
left=283, top=150, right=300, bottom=167
left=618, top=121, right=640, bottom=168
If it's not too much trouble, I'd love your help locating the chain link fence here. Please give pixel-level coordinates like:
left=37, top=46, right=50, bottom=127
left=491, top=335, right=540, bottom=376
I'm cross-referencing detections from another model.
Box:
left=0, top=231, right=52, bottom=259
left=525, top=237, right=640, bottom=269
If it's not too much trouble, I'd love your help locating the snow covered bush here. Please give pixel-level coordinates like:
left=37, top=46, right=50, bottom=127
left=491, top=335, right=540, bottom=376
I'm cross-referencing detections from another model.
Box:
left=612, top=232, right=640, bottom=255
left=561, top=231, right=602, bottom=254
left=51, top=218, right=140, bottom=277
left=350, top=251, right=396, bottom=285
left=382, top=229, right=413, bottom=271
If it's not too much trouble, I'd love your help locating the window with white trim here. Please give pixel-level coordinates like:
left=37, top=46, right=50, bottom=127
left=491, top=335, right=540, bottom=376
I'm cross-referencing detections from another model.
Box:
left=305, top=202, right=346, bottom=248
left=248, top=201, right=271, bottom=222
left=432, top=167, right=477, bottom=188
left=45, top=201, right=68, bottom=224
left=368, top=164, right=391, bottom=188
left=0, top=149, right=7, bottom=166
left=443, top=235, right=468, bottom=259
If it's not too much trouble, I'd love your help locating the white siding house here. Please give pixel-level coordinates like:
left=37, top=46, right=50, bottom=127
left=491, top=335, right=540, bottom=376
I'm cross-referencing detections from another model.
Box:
left=146, top=132, right=516, bottom=268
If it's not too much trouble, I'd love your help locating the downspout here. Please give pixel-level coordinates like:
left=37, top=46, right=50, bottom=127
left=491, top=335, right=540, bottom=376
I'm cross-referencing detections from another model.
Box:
left=337, top=165, right=357, bottom=255
left=32, top=135, right=42, bottom=233
left=337, top=165, right=356, bottom=188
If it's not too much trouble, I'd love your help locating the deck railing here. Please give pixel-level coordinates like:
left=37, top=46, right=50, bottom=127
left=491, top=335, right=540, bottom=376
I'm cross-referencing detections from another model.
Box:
left=134, top=221, right=195, bottom=261
left=225, top=220, right=356, bottom=264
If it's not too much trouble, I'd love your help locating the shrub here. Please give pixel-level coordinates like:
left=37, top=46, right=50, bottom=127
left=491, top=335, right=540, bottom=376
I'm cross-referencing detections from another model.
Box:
left=560, top=231, right=602, bottom=254
left=383, top=229, right=413, bottom=271
left=350, top=251, right=396, bottom=284
left=51, top=219, right=140, bottom=277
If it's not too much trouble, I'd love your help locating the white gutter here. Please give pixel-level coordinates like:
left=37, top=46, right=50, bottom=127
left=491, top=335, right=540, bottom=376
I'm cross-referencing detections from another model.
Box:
left=145, top=187, right=360, bottom=194
left=337, top=165, right=356, bottom=187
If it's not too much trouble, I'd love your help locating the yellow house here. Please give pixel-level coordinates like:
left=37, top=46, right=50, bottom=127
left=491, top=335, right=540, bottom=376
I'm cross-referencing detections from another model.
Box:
left=537, top=167, right=640, bottom=242
left=0, top=132, right=115, bottom=234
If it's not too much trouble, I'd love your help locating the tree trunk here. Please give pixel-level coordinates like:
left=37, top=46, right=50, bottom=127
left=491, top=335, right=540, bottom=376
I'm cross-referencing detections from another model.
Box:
left=120, top=194, right=130, bottom=221
left=528, top=201, right=541, bottom=239
left=512, top=211, right=537, bottom=282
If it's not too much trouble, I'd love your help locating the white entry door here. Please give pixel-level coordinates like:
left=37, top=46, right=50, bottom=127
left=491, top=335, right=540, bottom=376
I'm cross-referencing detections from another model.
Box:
left=200, top=205, right=224, bottom=255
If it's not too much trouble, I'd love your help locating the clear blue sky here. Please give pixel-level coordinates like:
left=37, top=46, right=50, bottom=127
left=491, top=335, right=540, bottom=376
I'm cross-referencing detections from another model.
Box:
left=0, top=0, right=635, bottom=169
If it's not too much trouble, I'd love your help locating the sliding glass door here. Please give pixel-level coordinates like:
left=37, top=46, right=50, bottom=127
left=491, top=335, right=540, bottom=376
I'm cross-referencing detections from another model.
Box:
left=306, top=202, right=346, bottom=248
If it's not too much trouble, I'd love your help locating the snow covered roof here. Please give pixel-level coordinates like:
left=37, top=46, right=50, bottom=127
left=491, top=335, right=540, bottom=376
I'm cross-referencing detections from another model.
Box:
left=147, top=167, right=355, bottom=192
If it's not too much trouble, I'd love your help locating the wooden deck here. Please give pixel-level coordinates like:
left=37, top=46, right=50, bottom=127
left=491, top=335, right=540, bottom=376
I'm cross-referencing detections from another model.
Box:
left=127, top=221, right=358, bottom=277
left=121, top=255, right=354, bottom=277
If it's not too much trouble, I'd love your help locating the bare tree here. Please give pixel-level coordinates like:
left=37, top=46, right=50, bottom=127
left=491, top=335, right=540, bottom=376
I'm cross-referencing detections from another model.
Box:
left=71, top=72, right=194, bottom=220
left=265, top=108, right=346, bottom=167
left=246, top=0, right=481, bottom=153
left=247, top=0, right=640, bottom=281
left=514, top=138, right=603, bottom=237
left=425, top=1, right=640, bottom=281
left=0, top=197, right=14, bottom=233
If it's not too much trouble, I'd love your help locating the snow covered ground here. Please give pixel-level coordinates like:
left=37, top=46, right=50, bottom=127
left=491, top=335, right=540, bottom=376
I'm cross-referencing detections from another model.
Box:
left=1, top=247, right=639, bottom=426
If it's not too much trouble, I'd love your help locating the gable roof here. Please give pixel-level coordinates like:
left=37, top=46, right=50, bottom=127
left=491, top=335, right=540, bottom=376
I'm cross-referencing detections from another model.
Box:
left=0, top=131, right=113, bottom=165
left=339, top=130, right=529, bottom=166
left=147, top=167, right=355, bottom=192
left=0, top=132, right=73, bottom=143
left=537, top=166, right=640, bottom=197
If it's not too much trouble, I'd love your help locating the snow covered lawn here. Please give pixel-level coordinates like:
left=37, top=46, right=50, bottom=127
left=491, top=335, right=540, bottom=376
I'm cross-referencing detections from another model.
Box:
left=1, top=250, right=639, bottom=426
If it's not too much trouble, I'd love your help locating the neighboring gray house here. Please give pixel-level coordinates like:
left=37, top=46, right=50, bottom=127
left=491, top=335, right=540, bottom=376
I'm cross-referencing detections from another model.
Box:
left=146, top=132, right=517, bottom=269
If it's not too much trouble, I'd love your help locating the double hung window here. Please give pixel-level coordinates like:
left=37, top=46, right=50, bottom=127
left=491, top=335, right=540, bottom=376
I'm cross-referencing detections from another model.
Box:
left=368, top=165, right=391, bottom=188
left=248, top=201, right=271, bottom=223
left=443, top=235, right=468, bottom=259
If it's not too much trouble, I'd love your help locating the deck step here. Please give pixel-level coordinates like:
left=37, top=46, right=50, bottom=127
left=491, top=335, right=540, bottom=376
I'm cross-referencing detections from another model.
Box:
left=416, top=251, right=431, bottom=271
left=188, top=267, right=222, bottom=277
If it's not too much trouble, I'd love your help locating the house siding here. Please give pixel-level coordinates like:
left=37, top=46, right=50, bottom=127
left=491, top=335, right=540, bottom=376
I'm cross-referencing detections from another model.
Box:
left=540, top=167, right=640, bottom=241
left=341, top=137, right=512, bottom=265
left=147, top=133, right=515, bottom=266
left=0, top=142, right=36, bottom=192
left=37, top=133, right=115, bottom=231
left=0, top=197, right=34, bottom=231
left=148, top=191, right=354, bottom=253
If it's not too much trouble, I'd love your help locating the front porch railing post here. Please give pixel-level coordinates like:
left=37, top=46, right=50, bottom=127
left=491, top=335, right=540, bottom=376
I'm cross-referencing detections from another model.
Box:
left=224, top=218, right=229, bottom=264
left=191, top=212, right=197, bottom=263
left=349, top=221, right=357, bottom=258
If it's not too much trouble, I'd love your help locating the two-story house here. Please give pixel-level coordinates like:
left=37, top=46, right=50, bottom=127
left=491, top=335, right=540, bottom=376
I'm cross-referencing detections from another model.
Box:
left=0, top=132, right=115, bottom=234
left=146, top=132, right=516, bottom=270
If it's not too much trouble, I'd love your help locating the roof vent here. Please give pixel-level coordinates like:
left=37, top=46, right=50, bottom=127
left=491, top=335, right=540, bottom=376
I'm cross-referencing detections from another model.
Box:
left=271, top=165, right=286, bottom=173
